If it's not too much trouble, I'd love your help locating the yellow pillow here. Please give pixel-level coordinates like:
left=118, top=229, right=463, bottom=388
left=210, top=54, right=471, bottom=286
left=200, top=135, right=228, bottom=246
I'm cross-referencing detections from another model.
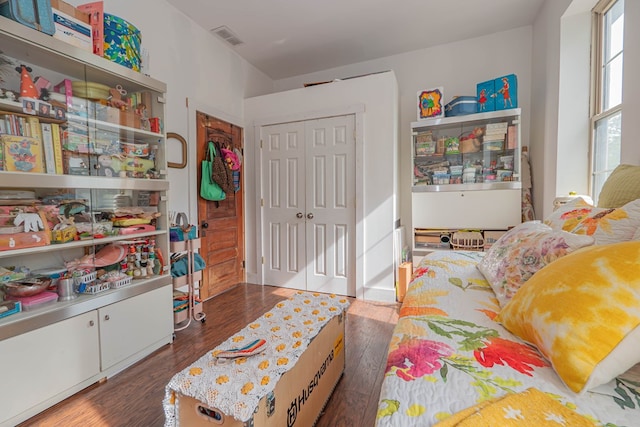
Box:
left=597, top=164, right=640, bottom=208
left=496, top=241, right=640, bottom=393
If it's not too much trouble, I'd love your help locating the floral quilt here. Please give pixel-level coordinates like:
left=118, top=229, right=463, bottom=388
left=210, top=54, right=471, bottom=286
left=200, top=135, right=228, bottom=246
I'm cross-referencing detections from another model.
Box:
left=376, top=251, right=640, bottom=427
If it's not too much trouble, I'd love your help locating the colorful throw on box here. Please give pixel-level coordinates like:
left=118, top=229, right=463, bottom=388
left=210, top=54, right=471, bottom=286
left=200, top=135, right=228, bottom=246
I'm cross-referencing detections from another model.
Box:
left=163, top=291, right=350, bottom=425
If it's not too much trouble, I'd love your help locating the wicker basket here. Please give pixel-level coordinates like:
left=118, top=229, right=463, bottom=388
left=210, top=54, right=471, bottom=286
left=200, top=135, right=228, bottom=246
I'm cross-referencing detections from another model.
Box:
left=451, top=231, right=484, bottom=251
left=460, top=138, right=481, bottom=153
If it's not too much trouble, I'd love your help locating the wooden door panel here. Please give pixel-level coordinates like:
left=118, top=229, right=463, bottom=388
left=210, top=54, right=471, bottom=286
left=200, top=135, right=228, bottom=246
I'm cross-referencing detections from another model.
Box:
left=196, top=112, right=244, bottom=300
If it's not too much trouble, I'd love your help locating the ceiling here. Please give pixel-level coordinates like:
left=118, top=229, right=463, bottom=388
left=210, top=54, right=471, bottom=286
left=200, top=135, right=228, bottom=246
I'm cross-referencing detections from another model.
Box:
left=167, top=0, right=546, bottom=80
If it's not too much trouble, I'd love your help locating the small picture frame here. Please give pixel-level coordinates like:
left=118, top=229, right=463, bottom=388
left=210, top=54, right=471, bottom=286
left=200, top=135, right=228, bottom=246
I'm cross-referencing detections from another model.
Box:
left=37, top=101, right=51, bottom=118
left=22, top=98, right=37, bottom=115
left=53, top=106, right=66, bottom=121
left=417, top=87, right=444, bottom=120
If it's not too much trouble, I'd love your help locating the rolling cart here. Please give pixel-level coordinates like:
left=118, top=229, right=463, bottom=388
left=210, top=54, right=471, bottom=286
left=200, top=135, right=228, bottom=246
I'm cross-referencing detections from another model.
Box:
left=171, top=237, right=206, bottom=331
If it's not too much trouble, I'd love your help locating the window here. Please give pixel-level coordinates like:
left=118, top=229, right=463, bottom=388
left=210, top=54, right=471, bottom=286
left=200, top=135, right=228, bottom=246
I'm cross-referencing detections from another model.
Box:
left=591, top=0, right=624, bottom=203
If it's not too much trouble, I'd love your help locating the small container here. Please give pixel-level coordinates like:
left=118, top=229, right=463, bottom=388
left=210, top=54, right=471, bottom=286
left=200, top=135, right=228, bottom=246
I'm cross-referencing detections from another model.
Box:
left=57, top=278, right=77, bottom=301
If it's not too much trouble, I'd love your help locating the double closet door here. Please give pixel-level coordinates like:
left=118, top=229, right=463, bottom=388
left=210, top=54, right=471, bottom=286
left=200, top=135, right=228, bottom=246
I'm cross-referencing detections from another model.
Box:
left=262, top=115, right=356, bottom=297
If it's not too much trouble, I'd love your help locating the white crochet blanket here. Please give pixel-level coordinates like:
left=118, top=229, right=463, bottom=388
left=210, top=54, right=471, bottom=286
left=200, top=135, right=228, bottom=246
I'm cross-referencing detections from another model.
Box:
left=163, top=291, right=350, bottom=426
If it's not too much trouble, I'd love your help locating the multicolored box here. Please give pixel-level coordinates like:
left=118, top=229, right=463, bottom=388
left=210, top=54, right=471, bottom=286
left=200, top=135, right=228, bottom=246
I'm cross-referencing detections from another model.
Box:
left=103, top=13, right=141, bottom=71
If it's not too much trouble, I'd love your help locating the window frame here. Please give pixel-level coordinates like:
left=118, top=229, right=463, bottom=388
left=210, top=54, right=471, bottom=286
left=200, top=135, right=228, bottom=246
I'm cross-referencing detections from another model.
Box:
left=589, top=0, right=623, bottom=201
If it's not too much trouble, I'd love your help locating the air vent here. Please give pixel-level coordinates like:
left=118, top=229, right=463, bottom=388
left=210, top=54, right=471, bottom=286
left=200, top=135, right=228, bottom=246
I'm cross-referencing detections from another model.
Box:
left=210, top=25, right=244, bottom=46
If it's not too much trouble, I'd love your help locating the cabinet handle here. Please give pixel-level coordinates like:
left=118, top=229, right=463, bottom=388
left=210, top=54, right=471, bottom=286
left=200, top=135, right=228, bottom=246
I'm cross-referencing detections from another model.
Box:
left=296, top=212, right=303, bottom=218
left=104, top=315, right=110, bottom=321
left=307, top=213, right=314, bottom=219
left=89, top=320, right=95, bottom=327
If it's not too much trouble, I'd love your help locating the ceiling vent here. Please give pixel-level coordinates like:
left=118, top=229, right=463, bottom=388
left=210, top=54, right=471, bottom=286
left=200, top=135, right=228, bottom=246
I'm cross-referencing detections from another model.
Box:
left=210, top=25, right=244, bottom=46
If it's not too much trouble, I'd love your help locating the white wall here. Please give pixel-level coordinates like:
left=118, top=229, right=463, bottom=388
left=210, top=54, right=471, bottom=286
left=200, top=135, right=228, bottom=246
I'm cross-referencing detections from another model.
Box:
left=275, top=27, right=533, bottom=247
left=245, top=71, right=399, bottom=302
left=556, top=10, right=591, bottom=198
left=65, top=0, right=275, bottom=222
left=621, top=0, right=640, bottom=163
left=530, top=0, right=572, bottom=219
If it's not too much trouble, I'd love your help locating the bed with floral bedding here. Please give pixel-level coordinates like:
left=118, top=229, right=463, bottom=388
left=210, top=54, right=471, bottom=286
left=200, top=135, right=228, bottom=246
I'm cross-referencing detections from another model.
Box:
left=376, top=244, right=640, bottom=427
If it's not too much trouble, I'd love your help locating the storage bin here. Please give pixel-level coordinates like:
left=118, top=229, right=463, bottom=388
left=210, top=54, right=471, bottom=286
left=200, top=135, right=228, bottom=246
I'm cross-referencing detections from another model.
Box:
left=103, top=13, right=141, bottom=71
left=0, top=0, right=55, bottom=35
left=451, top=231, right=484, bottom=251
left=445, top=96, right=478, bottom=117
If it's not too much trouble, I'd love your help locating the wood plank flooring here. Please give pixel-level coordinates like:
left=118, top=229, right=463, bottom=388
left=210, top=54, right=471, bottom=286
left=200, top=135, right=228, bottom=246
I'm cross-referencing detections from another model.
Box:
left=18, top=284, right=400, bottom=427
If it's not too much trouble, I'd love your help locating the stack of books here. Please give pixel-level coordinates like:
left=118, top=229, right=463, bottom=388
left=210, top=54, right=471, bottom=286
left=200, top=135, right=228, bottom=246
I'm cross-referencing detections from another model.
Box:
left=483, top=122, right=508, bottom=151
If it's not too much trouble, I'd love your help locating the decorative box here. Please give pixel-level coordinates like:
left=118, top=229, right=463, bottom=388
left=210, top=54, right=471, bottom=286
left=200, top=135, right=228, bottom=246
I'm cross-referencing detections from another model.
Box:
left=103, top=13, right=141, bottom=71
left=476, top=79, right=496, bottom=112
left=494, top=74, right=518, bottom=110
left=444, top=96, right=477, bottom=117
left=51, top=225, right=77, bottom=243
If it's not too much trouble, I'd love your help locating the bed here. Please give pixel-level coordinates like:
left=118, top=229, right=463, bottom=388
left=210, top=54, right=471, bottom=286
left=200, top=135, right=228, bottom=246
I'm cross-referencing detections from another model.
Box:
left=376, top=164, right=640, bottom=427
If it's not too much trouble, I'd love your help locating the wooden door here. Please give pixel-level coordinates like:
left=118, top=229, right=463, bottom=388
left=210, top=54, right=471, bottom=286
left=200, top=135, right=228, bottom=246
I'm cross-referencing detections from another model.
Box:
left=196, top=112, right=244, bottom=300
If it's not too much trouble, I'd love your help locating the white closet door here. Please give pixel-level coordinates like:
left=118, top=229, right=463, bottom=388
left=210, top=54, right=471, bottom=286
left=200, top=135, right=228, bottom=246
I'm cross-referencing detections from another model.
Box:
left=262, top=122, right=307, bottom=288
left=262, top=115, right=355, bottom=297
left=305, top=116, right=355, bottom=296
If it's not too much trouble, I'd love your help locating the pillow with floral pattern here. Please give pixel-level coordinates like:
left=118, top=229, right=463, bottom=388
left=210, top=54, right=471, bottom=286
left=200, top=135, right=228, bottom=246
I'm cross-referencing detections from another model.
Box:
left=478, top=221, right=595, bottom=307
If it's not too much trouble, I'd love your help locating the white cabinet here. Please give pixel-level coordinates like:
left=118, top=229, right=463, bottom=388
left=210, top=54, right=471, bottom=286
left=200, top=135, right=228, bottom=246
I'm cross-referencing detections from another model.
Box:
left=0, top=311, right=100, bottom=425
left=0, top=15, right=173, bottom=426
left=411, top=109, right=522, bottom=255
left=99, top=285, right=173, bottom=371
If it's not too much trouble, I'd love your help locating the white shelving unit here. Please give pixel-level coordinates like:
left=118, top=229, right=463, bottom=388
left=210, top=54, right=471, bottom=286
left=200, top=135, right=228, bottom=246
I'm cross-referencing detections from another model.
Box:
left=410, top=109, right=523, bottom=263
left=0, top=16, right=173, bottom=427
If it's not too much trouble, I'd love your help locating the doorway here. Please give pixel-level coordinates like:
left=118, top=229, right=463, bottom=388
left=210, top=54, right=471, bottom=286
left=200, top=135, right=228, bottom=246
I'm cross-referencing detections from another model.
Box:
left=261, top=115, right=356, bottom=296
left=196, top=112, right=245, bottom=300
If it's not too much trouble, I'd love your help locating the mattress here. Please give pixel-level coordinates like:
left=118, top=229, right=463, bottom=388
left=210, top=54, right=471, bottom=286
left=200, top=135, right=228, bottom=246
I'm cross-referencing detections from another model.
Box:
left=376, top=251, right=640, bottom=426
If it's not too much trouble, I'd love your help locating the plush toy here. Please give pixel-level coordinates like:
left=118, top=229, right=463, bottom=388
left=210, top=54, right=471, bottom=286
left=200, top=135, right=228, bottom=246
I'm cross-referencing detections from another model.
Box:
left=14, top=213, right=44, bottom=232
left=221, top=147, right=240, bottom=170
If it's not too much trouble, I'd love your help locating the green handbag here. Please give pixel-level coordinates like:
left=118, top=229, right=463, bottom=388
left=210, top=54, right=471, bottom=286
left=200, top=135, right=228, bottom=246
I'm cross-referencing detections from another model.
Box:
left=200, top=141, right=226, bottom=201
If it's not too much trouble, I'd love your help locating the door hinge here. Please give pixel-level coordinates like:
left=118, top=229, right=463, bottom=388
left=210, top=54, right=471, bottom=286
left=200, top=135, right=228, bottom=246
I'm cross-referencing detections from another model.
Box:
left=261, top=257, right=264, bottom=265
left=242, top=260, right=246, bottom=269
left=260, top=139, right=263, bottom=149
left=261, top=198, right=264, bottom=207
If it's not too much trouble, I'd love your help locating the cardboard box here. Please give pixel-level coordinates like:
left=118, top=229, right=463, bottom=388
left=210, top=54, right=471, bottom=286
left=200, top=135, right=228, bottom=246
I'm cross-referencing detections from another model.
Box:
left=397, top=261, right=412, bottom=303
left=483, top=230, right=507, bottom=250
left=50, top=0, right=89, bottom=23
left=77, top=1, right=104, bottom=56
left=52, top=8, right=92, bottom=52
left=176, top=314, right=346, bottom=426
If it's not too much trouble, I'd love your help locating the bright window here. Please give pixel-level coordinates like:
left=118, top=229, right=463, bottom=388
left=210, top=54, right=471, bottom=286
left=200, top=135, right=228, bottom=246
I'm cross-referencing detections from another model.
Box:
left=591, top=0, right=624, bottom=203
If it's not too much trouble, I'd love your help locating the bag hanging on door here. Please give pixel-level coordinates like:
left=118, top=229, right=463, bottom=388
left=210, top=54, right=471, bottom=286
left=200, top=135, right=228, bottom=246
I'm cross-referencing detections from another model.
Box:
left=211, top=141, right=235, bottom=195
left=200, top=141, right=226, bottom=201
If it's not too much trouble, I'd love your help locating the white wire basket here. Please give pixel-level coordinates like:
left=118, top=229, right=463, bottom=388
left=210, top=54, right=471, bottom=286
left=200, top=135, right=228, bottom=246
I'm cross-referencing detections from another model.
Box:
left=109, top=276, right=133, bottom=289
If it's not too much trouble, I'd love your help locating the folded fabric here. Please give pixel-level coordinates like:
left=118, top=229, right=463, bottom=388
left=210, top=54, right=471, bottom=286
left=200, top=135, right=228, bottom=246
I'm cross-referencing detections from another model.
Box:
left=215, top=338, right=267, bottom=359
left=435, top=388, right=595, bottom=426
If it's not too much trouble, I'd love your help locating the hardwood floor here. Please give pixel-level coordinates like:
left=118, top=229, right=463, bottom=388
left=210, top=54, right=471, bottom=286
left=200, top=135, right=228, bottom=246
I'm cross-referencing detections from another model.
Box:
left=18, top=284, right=400, bottom=427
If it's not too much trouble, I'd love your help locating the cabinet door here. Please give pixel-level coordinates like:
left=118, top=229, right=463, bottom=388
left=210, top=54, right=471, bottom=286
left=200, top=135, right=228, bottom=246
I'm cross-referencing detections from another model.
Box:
left=412, top=189, right=521, bottom=230
left=98, top=285, right=173, bottom=371
left=0, top=311, right=100, bottom=424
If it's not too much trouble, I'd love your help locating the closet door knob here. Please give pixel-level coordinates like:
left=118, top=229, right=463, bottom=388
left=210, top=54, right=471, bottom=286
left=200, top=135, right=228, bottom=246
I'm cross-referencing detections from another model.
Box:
left=104, top=315, right=110, bottom=321
left=296, top=212, right=303, bottom=218
left=307, top=213, right=314, bottom=219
